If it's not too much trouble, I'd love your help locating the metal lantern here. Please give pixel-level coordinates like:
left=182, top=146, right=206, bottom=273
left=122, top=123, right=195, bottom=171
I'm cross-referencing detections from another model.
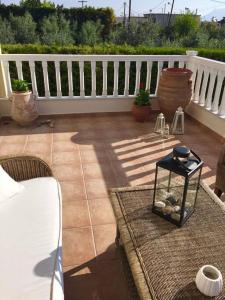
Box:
left=152, top=146, right=204, bottom=227
left=171, top=106, right=184, bottom=135
left=154, top=113, right=165, bottom=134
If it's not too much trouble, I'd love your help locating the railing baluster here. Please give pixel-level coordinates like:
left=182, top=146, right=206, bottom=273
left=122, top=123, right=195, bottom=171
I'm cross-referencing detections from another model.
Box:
left=16, top=61, right=23, bottom=80
left=179, top=61, right=185, bottom=68
left=113, top=61, right=119, bottom=97
left=55, top=61, right=62, bottom=98
left=67, top=61, right=73, bottom=97
left=199, top=68, right=209, bottom=106
left=205, top=71, right=217, bottom=110
left=145, top=61, right=153, bottom=92
left=2, top=61, right=12, bottom=95
left=194, top=67, right=203, bottom=103
left=156, top=61, right=163, bottom=94
left=102, top=61, right=108, bottom=97
left=42, top=61, right=50, bottom=98
left=91, top=61, right=96, bottom=97
left=29, top=61, right=38, bottom=97
left=219, top=87, right=225, bottom=116
left=168, top=61, right=174, bottom=68
left=134, top=61, right=142, bottom=96
left=211, top=70, right=225, bottom=113
left=124, top=61, right=130, bottom=97
left=79, top=61, right=85, bottom=97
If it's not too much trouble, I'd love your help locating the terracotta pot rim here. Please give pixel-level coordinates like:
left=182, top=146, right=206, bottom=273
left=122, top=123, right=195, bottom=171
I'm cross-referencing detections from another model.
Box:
left=163, top=68, right=192, bottom=75
left=12, top=90, right=32, bottom=95
left=133, top=103, right=151, bottom=107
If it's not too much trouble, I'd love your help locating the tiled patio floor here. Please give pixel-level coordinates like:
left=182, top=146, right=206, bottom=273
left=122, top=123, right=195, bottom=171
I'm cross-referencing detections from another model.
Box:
left=0, top=113, right=223, bottom=300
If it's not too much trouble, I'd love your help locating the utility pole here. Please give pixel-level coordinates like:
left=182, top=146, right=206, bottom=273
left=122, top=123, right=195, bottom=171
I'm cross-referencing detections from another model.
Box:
left=128, top=0, right=131, bottom=23
left=167, top=0, right=175, bottom=27
left=123, top=2, right=127, bottom=26
left=78, top=0, right=87, bottom=8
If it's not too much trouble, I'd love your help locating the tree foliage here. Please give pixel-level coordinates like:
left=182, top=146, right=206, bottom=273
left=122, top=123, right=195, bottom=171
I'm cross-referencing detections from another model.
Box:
left=10, top=12, right=38, bottom=44
left=0, top=17, right=15, bottom=44
left=41, top=14, right=73, bottom=45
left=174, top=13, right=200, bottom=37
left=79, top=20, right=103, bottom=45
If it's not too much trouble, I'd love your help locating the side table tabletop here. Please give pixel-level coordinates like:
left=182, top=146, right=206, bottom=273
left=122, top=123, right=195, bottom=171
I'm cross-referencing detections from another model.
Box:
left=110, top=182, right=225, bottom=300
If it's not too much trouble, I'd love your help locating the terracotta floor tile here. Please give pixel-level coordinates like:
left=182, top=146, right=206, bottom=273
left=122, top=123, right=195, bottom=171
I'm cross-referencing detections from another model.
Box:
left=80, top=149, right=108, bottom=164
left=27, top=133, right=52, bottom=143
left=82, top=162, right=114, bottom=181
left=60, top=180, right=86, bottom=201
left=78, top=140, right=106, bottom=150
left=2, top=135, right=27, bottom=144
left=63, top=227, right=95, bottom=266
left=52, top=140, right=78, bottom=152
left=63, top=200, right=90, bottom=229
left=64, top=272, right=101, bottom=300
left=89, top=198, right=115, bottom=226
left=28, top=152, right=52, bottom=166
left=53, top=131, right=78, bottom=141
left=52, top=151, right=80, bottom=165
left=93, top=224, right=118, bottom=261
left=0, top=143, right=24, bottom=155
left=85, top=179, right=110, bottom=199
left=25, top=141, right=51, bottom=154
left=52, top=164, right=83, bottom=181
left=96, top=260, right=130, bottom=300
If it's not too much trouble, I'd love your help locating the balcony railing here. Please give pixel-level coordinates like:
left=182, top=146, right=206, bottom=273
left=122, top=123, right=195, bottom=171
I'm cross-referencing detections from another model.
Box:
left=0, top=51, right=224, bottom=139
left=188, top=55, right=225, bottom=117
left=0, top=54, right=188, bottom=100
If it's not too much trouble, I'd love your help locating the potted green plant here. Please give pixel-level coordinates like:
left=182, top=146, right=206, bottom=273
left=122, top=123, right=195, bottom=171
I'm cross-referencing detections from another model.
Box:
left=10, top=79, right=38, bottom=126
left=132, top=83, right=151, bottom=122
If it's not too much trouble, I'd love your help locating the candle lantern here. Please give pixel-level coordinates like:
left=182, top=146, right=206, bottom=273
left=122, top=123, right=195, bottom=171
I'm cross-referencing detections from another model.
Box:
left=154, top=113, right=165, bottom=134
left=171, top=106, right=184, bottom=135
left=152, top=146, right=203, bottom=227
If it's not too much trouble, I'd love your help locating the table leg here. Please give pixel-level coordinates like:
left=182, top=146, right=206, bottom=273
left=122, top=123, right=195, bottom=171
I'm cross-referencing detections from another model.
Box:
left=115, top=227, right=121, bottom=246
left=215, top=187, right=223, bottom=199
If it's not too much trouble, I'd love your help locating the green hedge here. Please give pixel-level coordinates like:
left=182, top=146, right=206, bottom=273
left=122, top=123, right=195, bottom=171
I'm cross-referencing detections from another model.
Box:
left=3, top=44, right=225, bottom=61
left=2, top=44, right=225, bottom=97
left=2, top=44, right=187, bottom=55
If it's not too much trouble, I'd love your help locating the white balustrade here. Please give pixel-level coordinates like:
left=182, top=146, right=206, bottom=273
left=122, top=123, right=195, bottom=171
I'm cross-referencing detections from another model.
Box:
left=29, top=61, right=38, bottom=97
left=124, top=61, right=130, bottom=96
left=67, top=61, right=73, bottom=97
left=134, top=61, right=142, bottom=96
left=113, top=61, right=119, bottom=97
left=189, top=55, right=225, bottom=117
left=42, top=61, right=50, bottom=98
left=2, top=53, right=224, bottom=118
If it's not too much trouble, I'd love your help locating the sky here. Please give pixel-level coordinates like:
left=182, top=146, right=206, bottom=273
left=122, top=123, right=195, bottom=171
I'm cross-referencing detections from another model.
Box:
left=1, top=0, right=225, bottom=17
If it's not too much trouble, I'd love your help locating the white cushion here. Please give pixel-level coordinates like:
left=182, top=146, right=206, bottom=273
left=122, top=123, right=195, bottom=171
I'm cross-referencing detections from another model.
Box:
left=0, top=165, right=24, bottom=202
left=0, top=177, right=63, bottom=300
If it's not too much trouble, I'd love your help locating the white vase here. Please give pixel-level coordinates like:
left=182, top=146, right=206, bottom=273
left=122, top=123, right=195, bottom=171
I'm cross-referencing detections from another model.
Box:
left=196, top=265, right=223, bottom=297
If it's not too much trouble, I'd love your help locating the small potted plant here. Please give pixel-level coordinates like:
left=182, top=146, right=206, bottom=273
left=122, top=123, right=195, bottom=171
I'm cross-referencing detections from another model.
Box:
left=11, top=79, right=38, bottom=126
left=132, top=83, right=151, bottom=122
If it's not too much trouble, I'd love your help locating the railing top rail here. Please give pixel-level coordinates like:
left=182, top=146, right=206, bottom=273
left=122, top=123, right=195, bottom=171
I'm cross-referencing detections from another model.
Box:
left=0, top=54, right=188, bottom=62
left=190, top=56, right=225, bottom=72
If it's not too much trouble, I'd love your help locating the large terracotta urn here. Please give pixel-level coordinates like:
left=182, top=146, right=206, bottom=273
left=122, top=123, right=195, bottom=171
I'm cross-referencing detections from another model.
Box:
left=10, top=91, right=39, bottom=126
left=157, top=68, right=192, bottom=121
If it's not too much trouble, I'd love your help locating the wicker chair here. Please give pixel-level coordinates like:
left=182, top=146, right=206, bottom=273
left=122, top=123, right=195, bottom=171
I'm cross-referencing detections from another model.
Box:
left=215, top=144, right=225, bottom=198
left=0, top=155, right=52, bottom=181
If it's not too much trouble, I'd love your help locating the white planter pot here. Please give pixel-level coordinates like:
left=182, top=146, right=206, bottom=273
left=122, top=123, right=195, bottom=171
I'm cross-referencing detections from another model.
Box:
left=196, top=265, right=223, bottom=297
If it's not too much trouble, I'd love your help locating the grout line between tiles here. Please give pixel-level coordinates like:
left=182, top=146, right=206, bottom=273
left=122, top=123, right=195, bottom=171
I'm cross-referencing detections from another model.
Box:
left=22, top=135, right=29, bottom=153
left=78, top=145, right=97, bottom=257
left=49, top=130, right=54, bottom=166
